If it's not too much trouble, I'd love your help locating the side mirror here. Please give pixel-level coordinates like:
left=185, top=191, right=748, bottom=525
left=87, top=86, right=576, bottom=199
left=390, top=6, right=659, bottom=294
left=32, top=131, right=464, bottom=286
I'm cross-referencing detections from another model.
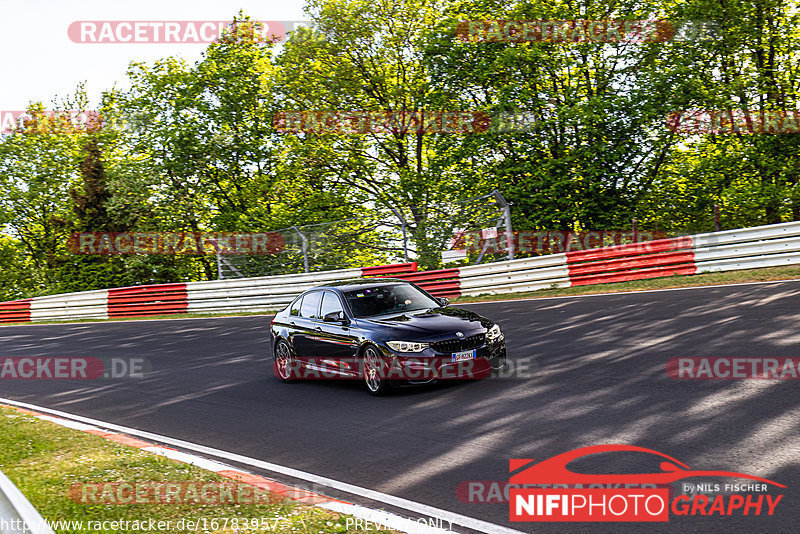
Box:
left=436, top=297, right=450, bottom=307
left=323, top=311, right=348, bottom=324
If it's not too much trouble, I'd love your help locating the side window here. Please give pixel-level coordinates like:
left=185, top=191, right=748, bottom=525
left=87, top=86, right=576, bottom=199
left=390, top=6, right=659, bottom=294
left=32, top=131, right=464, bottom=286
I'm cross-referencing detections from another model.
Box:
left=319, top=291, right=344, bottom=321
left=290, top=296, right=303, bottom=316
left=299, top=291, right=322, bottom=319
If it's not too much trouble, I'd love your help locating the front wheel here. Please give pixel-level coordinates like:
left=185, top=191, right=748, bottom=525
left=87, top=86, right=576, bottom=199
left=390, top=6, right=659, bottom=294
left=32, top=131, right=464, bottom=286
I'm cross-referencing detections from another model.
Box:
left=273, top=339, right=297, bottom=383
left=362, top=345, right=391, bottom=395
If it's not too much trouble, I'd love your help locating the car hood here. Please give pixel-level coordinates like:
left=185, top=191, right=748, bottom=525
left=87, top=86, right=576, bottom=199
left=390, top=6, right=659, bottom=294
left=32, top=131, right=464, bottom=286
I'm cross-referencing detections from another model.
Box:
left=358, top=306, right=492, bottom=340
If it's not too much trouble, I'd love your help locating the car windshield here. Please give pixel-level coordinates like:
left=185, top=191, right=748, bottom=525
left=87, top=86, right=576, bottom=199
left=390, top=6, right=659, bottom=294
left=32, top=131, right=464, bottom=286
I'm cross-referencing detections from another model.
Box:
left=343, top=283, right=440, bottom=318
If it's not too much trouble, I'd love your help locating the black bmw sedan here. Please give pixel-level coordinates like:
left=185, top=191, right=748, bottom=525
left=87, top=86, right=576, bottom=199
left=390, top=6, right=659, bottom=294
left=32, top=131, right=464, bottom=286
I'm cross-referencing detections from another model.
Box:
left=269, top=279, right=506, bottom=395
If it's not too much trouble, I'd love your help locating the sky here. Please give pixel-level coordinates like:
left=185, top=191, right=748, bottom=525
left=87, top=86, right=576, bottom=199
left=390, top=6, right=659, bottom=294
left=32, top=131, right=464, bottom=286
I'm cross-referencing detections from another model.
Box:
left=0, top=0, right=308, bottom=111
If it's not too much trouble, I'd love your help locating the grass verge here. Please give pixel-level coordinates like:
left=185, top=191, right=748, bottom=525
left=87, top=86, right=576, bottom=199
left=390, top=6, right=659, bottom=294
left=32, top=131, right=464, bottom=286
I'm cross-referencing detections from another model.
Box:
left=0, top=406, right=393, bottom=533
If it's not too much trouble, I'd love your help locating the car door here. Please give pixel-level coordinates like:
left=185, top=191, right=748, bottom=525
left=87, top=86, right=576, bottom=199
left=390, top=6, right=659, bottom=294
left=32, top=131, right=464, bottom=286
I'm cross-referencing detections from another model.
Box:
left=291, top=290, right=323, bottom=361
left=283, top=295, right=303, bottom=349
left=314, top=290, right=360, bottom=377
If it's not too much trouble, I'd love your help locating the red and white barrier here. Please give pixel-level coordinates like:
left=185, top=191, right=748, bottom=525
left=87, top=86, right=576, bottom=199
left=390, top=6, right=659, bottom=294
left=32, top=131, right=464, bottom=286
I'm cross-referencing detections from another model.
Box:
left=3, top=221, right=800, bottom=323
left=108, top=284, right=187, bottom=318
left=565, top=236, right=696, bottom=286
left=0, top=299, right=31, bottom=324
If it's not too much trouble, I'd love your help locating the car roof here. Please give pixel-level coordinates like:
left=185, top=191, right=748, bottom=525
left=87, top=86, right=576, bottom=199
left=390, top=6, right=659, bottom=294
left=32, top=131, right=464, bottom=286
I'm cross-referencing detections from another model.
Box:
left=309, top=278, right=411, bottom=292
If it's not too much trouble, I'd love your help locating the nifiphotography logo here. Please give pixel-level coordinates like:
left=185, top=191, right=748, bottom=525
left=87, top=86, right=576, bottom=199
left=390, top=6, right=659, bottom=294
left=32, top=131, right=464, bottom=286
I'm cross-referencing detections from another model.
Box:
left=509, top=445, right=785, bottom=522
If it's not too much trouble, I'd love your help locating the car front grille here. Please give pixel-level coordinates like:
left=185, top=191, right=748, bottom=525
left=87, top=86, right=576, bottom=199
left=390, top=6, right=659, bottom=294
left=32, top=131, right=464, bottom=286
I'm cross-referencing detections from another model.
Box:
left=432, top=333, right=485, bottom=353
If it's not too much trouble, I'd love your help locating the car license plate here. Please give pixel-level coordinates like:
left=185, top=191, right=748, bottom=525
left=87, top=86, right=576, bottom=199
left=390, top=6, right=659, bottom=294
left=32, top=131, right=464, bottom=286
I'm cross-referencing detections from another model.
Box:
left=452, top=350, right=476, bottom=362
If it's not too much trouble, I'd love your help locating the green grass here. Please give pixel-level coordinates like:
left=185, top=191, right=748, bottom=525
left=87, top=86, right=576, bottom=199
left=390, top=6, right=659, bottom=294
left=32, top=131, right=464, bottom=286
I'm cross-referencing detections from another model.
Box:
left=0, top=407, right=394, bottom=533
left=4, top=265, right=800, bottom=326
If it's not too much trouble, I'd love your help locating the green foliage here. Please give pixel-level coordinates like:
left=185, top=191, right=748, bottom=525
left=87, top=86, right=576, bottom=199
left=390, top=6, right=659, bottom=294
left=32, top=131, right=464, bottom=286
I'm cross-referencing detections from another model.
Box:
left=276, top=0, right=495, bottom=268
left=423, top=0, right=681, bottom=232
left=636, top=0, right=800, bottom=230
left=2, top=2, right=800, bottom=299
left=0, top=236, right=39, bottom=300
left=0, top=100, right=88, bottom=293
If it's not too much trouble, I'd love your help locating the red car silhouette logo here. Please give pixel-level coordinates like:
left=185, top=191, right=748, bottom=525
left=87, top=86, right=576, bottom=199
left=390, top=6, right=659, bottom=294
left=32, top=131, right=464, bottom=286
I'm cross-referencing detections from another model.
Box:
left=510, top=444, right=785, bottom=487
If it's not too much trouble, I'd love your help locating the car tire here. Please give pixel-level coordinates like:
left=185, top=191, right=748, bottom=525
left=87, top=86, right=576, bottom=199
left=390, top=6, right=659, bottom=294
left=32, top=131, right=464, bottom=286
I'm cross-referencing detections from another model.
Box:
left=273, top=339, right=297, bottom=383
left=362, top=344, right=391, bottom=396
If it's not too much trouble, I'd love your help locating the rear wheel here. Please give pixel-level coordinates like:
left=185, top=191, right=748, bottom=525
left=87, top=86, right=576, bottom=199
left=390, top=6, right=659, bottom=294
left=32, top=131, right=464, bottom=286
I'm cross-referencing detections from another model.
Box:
left=362, top=345, right=391, bottom=395
left=273, top=340, right=297, bottom=383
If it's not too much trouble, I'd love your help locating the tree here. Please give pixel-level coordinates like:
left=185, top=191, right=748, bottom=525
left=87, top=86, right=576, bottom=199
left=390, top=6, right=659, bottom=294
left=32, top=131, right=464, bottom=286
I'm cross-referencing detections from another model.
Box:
left=0, top=102, right=87, bottom=292
left=275, top=0, right=496, bottom=267
left=422, top=0, right=680, bottom=233
left=638, top=0, right=800, bottom=231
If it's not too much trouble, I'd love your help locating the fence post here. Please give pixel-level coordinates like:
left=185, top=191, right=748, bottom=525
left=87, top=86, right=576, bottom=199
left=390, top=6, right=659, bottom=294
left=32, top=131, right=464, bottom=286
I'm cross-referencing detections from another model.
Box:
left=390, top=208, right=410, bottom=262
left=292, top=226, right=310, bottom=273
left=714, top=204, right=721, bottom=232
left=493, top=190, right=514, bottom=260
left=208, top=238, right=243, bottom=279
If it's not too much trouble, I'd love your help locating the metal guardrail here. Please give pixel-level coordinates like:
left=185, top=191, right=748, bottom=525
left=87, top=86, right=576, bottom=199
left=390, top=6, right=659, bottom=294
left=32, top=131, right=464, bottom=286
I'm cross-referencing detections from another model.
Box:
left=458, top=254, right=570, bottom=296
left=693, top=222, right=800, bottom=272
left=4, top=221, right=800, bottom=322
left=0, top=469, right=54, bottom=534
left=185, top=267, right=363, bottom=313
left=29, top=289, right=109, bottom=321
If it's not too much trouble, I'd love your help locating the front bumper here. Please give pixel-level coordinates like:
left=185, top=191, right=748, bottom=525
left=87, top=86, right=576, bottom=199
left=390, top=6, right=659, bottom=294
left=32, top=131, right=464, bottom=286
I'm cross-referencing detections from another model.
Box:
left=383, top=339, right=507, bottom=381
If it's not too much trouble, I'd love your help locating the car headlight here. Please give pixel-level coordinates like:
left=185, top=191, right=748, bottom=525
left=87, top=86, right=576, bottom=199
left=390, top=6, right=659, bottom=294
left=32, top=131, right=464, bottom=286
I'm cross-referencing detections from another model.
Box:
left=386, top=341, right=430, bottom=353
left=486, top=324, right=502, bottom=341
